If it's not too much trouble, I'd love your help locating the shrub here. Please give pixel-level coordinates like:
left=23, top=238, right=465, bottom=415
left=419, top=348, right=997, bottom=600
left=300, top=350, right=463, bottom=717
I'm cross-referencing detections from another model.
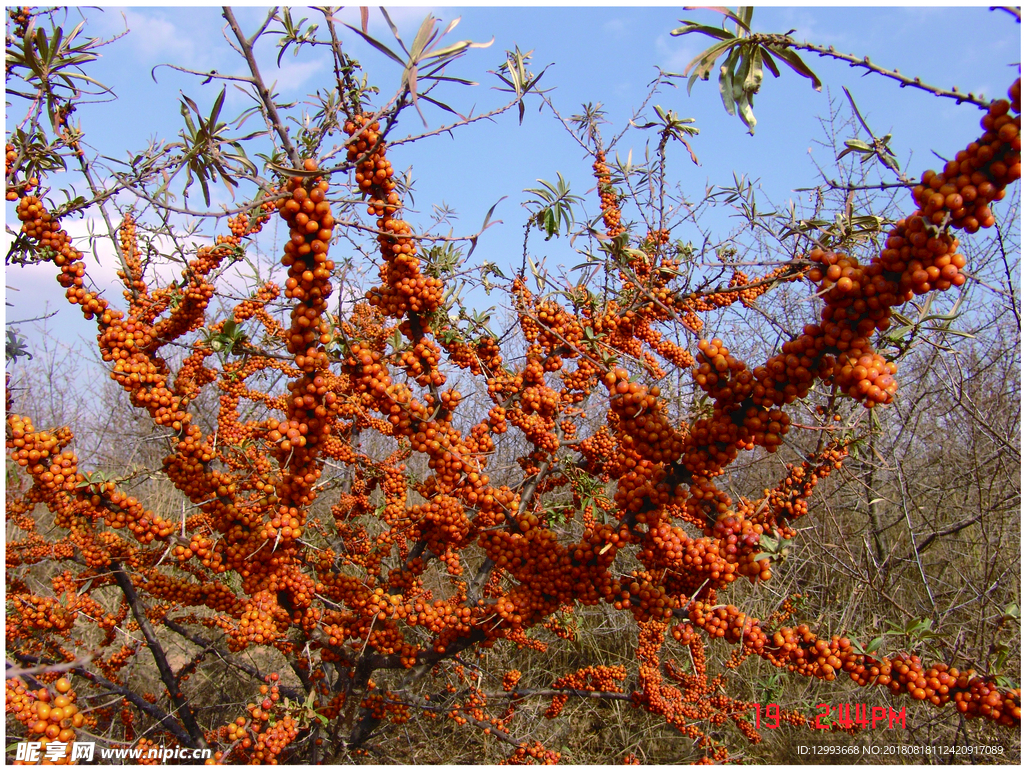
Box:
left=5, top=6, right=1020, bottom=764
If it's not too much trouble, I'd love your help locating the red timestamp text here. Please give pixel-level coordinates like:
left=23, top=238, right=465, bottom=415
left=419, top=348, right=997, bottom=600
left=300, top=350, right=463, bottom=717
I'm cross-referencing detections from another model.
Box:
left=749, top=703, right=907, bottom=730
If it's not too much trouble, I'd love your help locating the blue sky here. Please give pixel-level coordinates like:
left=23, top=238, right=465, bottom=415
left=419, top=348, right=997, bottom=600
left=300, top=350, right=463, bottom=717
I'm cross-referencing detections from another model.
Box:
left=6, top=4, right=1021, bottom=371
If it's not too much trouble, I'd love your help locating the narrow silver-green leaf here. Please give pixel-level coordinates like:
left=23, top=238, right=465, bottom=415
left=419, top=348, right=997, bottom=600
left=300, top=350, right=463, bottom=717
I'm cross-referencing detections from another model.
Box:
left=736, top=91, right=756, bottom=134
left=683, top=38, right=737, bottom=78
left=341, top=23, right=405, bottom=66
left=718, top=48, right=739, bottom=116
left=770, top=46, right=822, bottom=91
left=378, top=8, right=409, bottom=57
left=760, top=48, right=781, bottom=78
left=744, top=45, right=764, bottom=95
left=409, top=14, right=437, bottom=62
left=670, top=22, right=736, bottom=42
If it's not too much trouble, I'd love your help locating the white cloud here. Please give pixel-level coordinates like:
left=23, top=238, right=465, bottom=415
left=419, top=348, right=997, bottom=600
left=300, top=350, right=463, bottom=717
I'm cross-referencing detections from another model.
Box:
left=603, top=18, right=628, bottom=35
left=115, top=8, right=221, bottom=72
left=3, top=217, right=258, bottom=322
left=773, top=8, right=847, bottom=49
left=654, top=33, right=697, bottom=76
left=270, top=56, right=330, bottom=94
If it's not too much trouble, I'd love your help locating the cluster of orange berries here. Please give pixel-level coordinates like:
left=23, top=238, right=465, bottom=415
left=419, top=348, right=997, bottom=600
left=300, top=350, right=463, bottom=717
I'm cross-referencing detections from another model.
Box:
left=479, top=520, right=634, bottom=628
left=640, top=522, right=733, bottom=591
left=95, top=644, right=139, bottom=683
left=138, top=568, right=240, bottom=615
left=502, top=670, right=522, bottom=691
left=692, top=338, right=753, bottom=404
left=518, top=380, right=560, bottom=418
left=446, top=686, right=504, bottom=733
left=240, top=679, right=298, bottom=764
left=689, top=603, right=769, bottom=650
left=5, top=142, right=37, bottom=201
left=5, top=481, right=41, bottom=531
left=709, top=510, right=774, bottom=582
left=347, top=115, right=443, bottom=317
left=9, top=593, right=77, bottom=639
left=7, top=6, right=30, bottom=38
left=228, top=591, right=284, bottom=650
left=93, top=486, right=176, bottom=542
left=835, top=349, right=897, bottom=408
left=508, top=407, right=560, bottom=457
left=7, top=171, right=340, bottom=752
left=758, top=249, right=899, bottom=408
left=534, top=299, right=584, bottom=358
left=593, top=150, right=624, bottom=238
left=134, top=738, right=161, bottom=766
left=116, top=214, right=151, bottom=311
left=633, top=621, right=736, bottom=763
left=754, top=322, right=826, bottom=406
left=438, top=328, right=502, bottom=377
left=586, top=305, right=642, bottom=363
left=344, top=341, right=392, bottom=407
left=15, top=192, right=244, bottom=566
left=679, top=304, right=704, bottom=333
left=410, top=494, right=472, bottom=552
left=604, top=368, right=684, bottom=465
left=366, top=690, right=414, bottom=725
left=706, top=280, right=742, bottom=309
left=807, top=248, right=901, bottom=312
left=758, top=444, right=846, bottom=523
left=911, top=95, right=1019, bottom=234
left=278, top=167, right=335, bottom=367
left=879, top=220, right=966, bottom=297
left=150, top=248, right=221, bottom=344
left=7, top=676, right=82, bottom=760
left=7, top=417, right=79, bottom=493
left=401, top=338, right=445, bottom=387
left=263, top=165, right=340, bottom=559
left=611, top=571, right=674, bottom=621
left=221, top=197, right=276, bottom=245
left=685, top=418, right=789, bottom=490
left=501, top=741, right=561, bottom=765
left=645, top=228, right=671, bottom=249
left=15, top=194, right=101, bottom=314
left=610, top=454, right=669, bottom=515
left=732, top=267, right=789, bottom=308
left=545, top=665, right=627, bottom=718
left=665, top=341, right=790, bottom=529
left=509, top=275, right=546, bottom=339
left=575, top=426, right=617, bottom=476
left=755, top=80, right=1021, bottom=411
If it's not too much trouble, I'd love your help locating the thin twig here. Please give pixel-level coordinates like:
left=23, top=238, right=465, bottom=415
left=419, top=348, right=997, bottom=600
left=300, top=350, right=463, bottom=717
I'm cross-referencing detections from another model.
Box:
left=110, top=561, right=207, bottom=748
left=762, top=35, right=994, bottom=109
left=222, top=6, right=302, bottom=168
